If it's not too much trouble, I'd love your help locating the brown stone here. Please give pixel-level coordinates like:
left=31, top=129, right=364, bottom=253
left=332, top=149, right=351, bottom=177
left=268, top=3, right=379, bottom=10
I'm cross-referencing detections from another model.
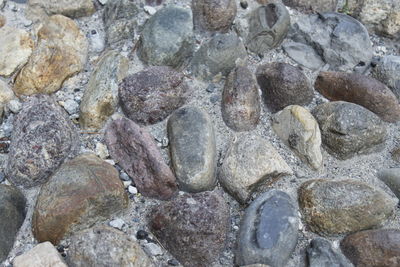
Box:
left=340, top=229, right=400, bottom=267
left=192, top=0, right=237, bottom=32
left=222, top=66, right=261, bottom=131
left=315, top=71, right=400, bottom=122
left=32, top=154, right=128, bottom=244
left=105, top=117, right=177, bottom=200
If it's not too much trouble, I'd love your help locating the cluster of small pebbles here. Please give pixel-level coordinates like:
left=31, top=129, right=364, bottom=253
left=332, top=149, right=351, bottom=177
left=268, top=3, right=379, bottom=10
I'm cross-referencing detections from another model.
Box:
left=0, top=0, right=400, bottom=266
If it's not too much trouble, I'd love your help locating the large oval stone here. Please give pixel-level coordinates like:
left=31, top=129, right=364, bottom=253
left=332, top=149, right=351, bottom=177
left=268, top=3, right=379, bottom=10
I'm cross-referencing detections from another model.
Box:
left=236, top=190, right=299, bottom=266
left=105, top=117, right=177, bottom=200
left=192, top=0, right=237, bottom=32
left=298, top=179, right=396, bottom=235
left=32, top=154, right=128, bottom=244
left=149, top=191, right=229, bottom=267
left=315, top=71, right=400, bottom=122
left=6, top=95, right=78, bottom=188
left=167, top=106, right=216, bottom=193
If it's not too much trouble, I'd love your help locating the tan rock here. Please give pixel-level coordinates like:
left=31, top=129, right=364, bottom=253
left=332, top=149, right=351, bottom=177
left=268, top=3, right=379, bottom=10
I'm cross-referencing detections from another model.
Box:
left=13, top=242, right=67, bottom=267
left=0, top=80, right=15, bottom=105
left=14, top=15, right=88, bottom=96
left=0, top=15, right=5, bottom=28
left=0, top=27, right=34, bottom=77
left=28, top=0, right=95, bottom=19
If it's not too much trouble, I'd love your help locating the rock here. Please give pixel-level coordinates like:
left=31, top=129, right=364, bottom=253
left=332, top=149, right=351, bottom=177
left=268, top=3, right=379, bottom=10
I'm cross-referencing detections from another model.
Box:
left=191, top=32, right=247, bottom=80
left=192, top=0, right=237, bottom=32
left=59, top=99, right=78, bottom=115
left=80, top=50, right=128, bottom=130
left=14, top=15, right=88, bottom=96
left=32, top=154, right=128, bottom=244
left=246, top=3, right=290, bottom=54
left=103, top=0, right=139, bottom=44
left=167, top=106, right=216, bottom=193
left=119, top=66, right=188, bottom=125
left=105, top=117, right=177, bottom=200
left=6, top=95, right=78, bottom=188
left=312, top=101, right=387, bottom=160
left=219, top=134, right=293, bottom=204
left=272, top=105, right=323, bottom=170
left=0, top=185, right=26, bottom=262
left=372, top=55, right=400, bottom=98
left=67, top=225, right=153, bottom=267
left=236, top=190, right=299, bottom=266
left=378, top=168, right=400, bottom=199
left=285, top=12, right=373, bottom=72
left=256, top=63, right=313, bottom=112
left=0, top=26, right=33, bottom=77
left=28, top=0, right=95, bottom=18
left=340, top=229, right=400, bottom=267
left=144, top=5, right=156, bottom=15
left=8, top=99, right=22, bottom=113
left=109, top=218, right=125, bottom=230
left=315, top=71, right=400, bottom=122
left=128, top=185, right=138, bottom=194
left=391, top=147, right=400, bottom=162
left=307, top=238, right=353, bottom=267
left=283, top=0, right=338, bottom=12
left=149, top=191, right=229, bottom=267
left=241, top=265, right=270, bottom=267
left=298, top=179, right=396, bottom=235
left=13, top=242, right=67, bottom=267
left=144, top=243, right=163, bottom=256
left=0, top=80, right=15, bottom=119
left=221, top=66, right=261, bottom=131
left=138, top=6, right=194, bottom=68
left=146, top=0, right=163, bottom=5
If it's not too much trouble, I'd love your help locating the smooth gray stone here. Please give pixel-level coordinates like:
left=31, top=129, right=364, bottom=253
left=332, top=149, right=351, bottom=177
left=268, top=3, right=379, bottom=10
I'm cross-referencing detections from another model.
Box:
left=373, top=55, right=400, bottom=99
left=307, top=238, right=353, bottom=267
left=282, top=41, right=324, bottom=70
left=378, top=168, right=400, bottom=199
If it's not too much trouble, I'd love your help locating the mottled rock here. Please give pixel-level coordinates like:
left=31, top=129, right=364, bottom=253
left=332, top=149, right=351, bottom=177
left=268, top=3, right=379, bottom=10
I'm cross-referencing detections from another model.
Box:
left=28, top=0, right=95, bottom=18
left=13, top=242, right=67, bottom=267
left=256, top=63, right=313, bottom=112
left=168, top=106, right=216, bottom=192
left=149, top=191, right=229, bottom=267
left=298, top=179, right=396, bottom=235
left=222, top=66, right=260, bottom=131
left=80, top=50, right=128, bottom=130
left=285, top=12, right=373, bottom=72
left=105, top=117, right=177, bottom=200
left=0, top=185, right=26, bottom=262
left=138, top=6, right=194, bottom=68
left=14, top=15, right=88, bottom=96
left=192, top=0, right=237, bottom=32
left=191, top=32, right=247, bottom=80
left=6, top=95, right=78, bottom=188
left=307, top=238, right=353, bottom=267
left=119, top=66, right=188, bottom=125
left=236, top=190, right=299, bottom=266
left=312, top=101, right=387, bottom=160
left=103, top=0, right=139, bottom=44
left=272, top=105, right=323, bottom=170
left=0, top=80, right=15, bottom=121
left=340, top=229, right=400, bottom=267
left=378, top=168, right=400, bottom=199
left=372, top=55, right=400, bottom=98
left=283, top=0, right=338, bottom=12
left=67, top=226, right=153, bottom=267
left=219, top=134, right=292, bottom=204
left=315, top=71, right=400, bottom=122
left=247, top=3, right=290, bottom=54
left=0, top=26, right=33, bottom=77
left=32, top=154, right=128, bottom=244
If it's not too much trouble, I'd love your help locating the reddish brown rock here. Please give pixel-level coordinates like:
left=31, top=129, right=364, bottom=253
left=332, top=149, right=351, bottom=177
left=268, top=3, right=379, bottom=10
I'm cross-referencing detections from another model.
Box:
left=119, top=66, right=188, bottom=125
left=105, top=117, right=177, bottom=200
left=32, top=154, right=128, bottom=244
left=315, top=71, right=400, bottom=122
left=222, top=66, right=261, bottom=131
left=149, top=191, right=229, bottom=267
left=340, top=229, right=400, bottom=267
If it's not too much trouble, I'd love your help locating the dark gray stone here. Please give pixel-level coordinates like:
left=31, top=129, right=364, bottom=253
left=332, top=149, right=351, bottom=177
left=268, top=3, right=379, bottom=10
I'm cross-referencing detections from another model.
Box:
left=247, top=3, right=290, bottom=54
left=307, top=238, right=353, bottom=267
left=6, top=95, right=78, bottom=188
left=138, top=6, right=194, bottom=68
left=0, top=185, right=26, bottom=262
left=191, top=32, right=247, bottom=80
left=236, top=190, right=299, bottom=266
left=372, top=55, right=400, bottom=99
left=282, top=41, right=324, bottom=70
left=378, top=168, right=400, bottom=199
left=312, top=101, right=387, bottom=160
left=167, top=106, right=216, bottom=193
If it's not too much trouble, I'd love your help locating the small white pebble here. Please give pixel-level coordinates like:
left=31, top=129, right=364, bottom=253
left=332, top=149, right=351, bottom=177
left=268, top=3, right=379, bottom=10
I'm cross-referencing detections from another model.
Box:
left=123, top=180, right=132, bottom=188
left=144, top=5, right=157, bottom=15
left=128, top=185, right=138, bottom=194
left=105, top=159, right=115, bottom=165
left=7, top=99, right=22, bottom=113
left=109, top=218, right=125, bottom=230
left=95, top=143, right=109, bottom=159
left=144, top=242, right=163, bottom=256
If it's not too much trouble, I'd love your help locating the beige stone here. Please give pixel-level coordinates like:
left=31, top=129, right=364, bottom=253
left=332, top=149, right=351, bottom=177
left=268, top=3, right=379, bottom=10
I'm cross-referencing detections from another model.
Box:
left=0, top=15, right=5, bottom=28
left=0, top=27, right=34, bottom=77
left=28, top=0, right=95, bottom=19
left=13, top=242, right=67, bottom=267
left=0, top=80, right=15, bottom=104
left=14, top=15, right=88, bottom=96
